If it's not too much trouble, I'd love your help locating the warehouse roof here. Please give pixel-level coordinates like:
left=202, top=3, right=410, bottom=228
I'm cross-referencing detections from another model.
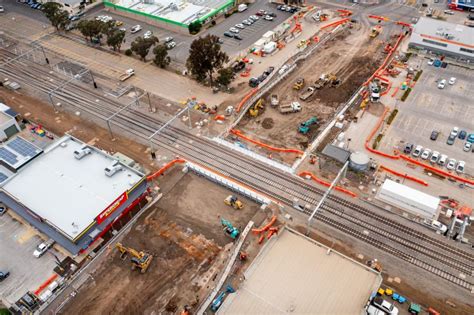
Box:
left=412, top=17, right=474, bottom=46
left=1, top=136, right=143, bottom=240
left=219, top=228, right=381, bottom=314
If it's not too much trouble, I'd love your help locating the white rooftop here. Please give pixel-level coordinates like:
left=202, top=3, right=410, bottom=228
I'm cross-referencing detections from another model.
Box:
left=219, top=228, right=381, bottom=314
left=2, top=136, right=143, bottom=240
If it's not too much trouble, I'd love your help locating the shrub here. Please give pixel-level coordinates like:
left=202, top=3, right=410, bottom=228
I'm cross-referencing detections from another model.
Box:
left=401, top=87, right=412, bottom=102
left=372, top=133, right=384, bottom=150
left=387, top=109, right=398, bottom=125
left=413, top=69, right=423, bottom=82
left=125, top=49, right=132, bottom=56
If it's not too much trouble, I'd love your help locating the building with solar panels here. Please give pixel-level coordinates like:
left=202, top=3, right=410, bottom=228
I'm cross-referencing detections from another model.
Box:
left=0, top=135, right=149, bottom=256
left=0, top=102, right=21, bottom=141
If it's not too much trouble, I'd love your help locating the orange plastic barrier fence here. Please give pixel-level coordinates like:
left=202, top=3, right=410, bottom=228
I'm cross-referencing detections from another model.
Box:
left=391, top=87, right=399, bottom=98
left=399, top=155, right=474, bottom=185
left=236, top=88, right=259, bottom=113
left=337, top=9, right=353, bottom=16
left=321, top=18, right=350, bottom=30
left=146, top=158, right=186, bottom=181
left=380, top=81, right=392, bottom=96
left=368, top=15, right=390, bottom=21
left=364, top=107, right=399, bottom=159
left=380, top=165, right=428, bottom=186
left=231, top=129, right=304, bottom=155
left=214, top=115, right=225, bottom=121
left=34, top=274, right=58, bottom=296
left=252, top=215, right=277, bottom=234
left=299, top=171, right=357, bottom=198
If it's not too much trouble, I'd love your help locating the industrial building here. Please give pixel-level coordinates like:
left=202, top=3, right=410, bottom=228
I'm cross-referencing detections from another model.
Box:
left=408, top=17, right=474, bottom=62
left=218, top=227, right=382, bottom=314
left=104, top=0, right=235, bottom=32
left=0, top=135, right=148, bottom=256
left=0, top=103, right=21, bottom=141
left=377, top=179, right=440, bottom=219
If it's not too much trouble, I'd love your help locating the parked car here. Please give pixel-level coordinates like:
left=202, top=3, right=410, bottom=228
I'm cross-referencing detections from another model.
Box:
left=456, top=161, right=465, bottom=173
left=372, top=296, right=399, bottom=315
left=449, top=77, right=456, bottom=85
left=267, top=12, right=277, bottom=17
left=278, top=64, right=289, bottom=75
left=0, top=5, right=4, bottom=13
left=249, top=15, right=259, bottom=21
left=33, top=240, right=55, bottom=258
left=447, top=135, right=456, bottom=145
left=403, top=143, right=413, bottom=154
left=421, top=148, right=432, bottom=160
left=458, top=130, right=467, bottom=140
left=229, top=27, right=239, bottom=33
left=233, top=34, right=242, bottom=40
left=256, top=10, right=267, bottom=16
left=0, top=271, right=9, bottom=282
left=223, top=31, right=234, bottom=38
left=235, top=23, right=245, bottom=29
left=264, top=15, right=274, bottom=21
left=264, top=66, right=275, bottom=75
left=69, top=15, right=80, bottom=21
left=0, top=204, right=6, bottom=216
left=464, top=142, right=472, bottom=152
left=412, top=145, right=423, bottom=157
left=438, top=154, right=448, bottom=166
left=446, top=158, right=457, bottom=170
left=366, top=305, right=386, bottom=315
left=467, top=133, right=474, bottom=143
left=427, top=58, right=435, bottom=65
left=249, top=77, right=259, bottom=87
left=430, top=151, right=440, bottom=163
left=431, top=220, right=448, bottom=233
left=450, top=127, right=459, bottom=137
left=437, top=79, right=446, bottom=89
left=242, top=19, right=252, bottom=26
left=143, top=31, right=153, bottom=39
left=444, top=10, right=454, bottom=15
left=166, top=41, right=176, bottom=49
left=130, top=25, right=142, bottom=33
left=164, top=36, right=174, bottom=43
left=430, top=130, right=439, bottom=140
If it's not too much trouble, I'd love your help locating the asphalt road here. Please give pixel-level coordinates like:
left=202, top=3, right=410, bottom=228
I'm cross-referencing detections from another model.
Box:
left=0, top=0, right=48, bottom=23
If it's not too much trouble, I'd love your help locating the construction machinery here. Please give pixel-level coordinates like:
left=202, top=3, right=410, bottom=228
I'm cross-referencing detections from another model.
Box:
left=270, top=94, right=279, bottom=107
left=224, top=195, right=243, bottom=210
left=298, top=117, right=318, bottom=134
left=367, top=259, right=382, bottom=272
left=116, top=242, right=153, bottom=273
left=293, top=78, right=305, bottom=90
left=369, top=81, right=380, bottom=102
left=249, top=98, right=264, bottom=117
left=221, top=218, right=240, bottom=239
left=299, top=86, right=316, bottom=101
left=328, top=73, right=341, bottom=87
left=211, top=285, right=235, bottom=312
left=370, top=25, right=382, bottom=38
left=314, top=73, right=329, bottom=89
left=279, top=101, right=302, bottom=114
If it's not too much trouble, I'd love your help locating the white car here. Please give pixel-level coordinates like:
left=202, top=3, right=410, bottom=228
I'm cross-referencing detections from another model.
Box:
left=431, top=220, right=448, bottom=233
left=427, top=58, right=435, bottom=65
left=463, top=142, right=472, bottom=152
left=235, top=23, right=245, bottom=29
left=242, top=19, right=252, bottom=26
left=448, top=77, right=456, bottom=85
left=421, top=148, right=432, bottom=160
left=412, top=145, right=423, bottom=157
left=33, top=240, right=54, bottom=258
left=444, top=10, right=454, bottom=15
left=143, top=31, right=153, bottom=39
left=366, top=305, right=386, bottom=315
left=437, top=79, right=446, bottom=89
left=278, top=64, right=289, bottom=75
left=164, top=36, right=174, bottom=43
left=456, top=161, right=465, bottom=173
left=450, top=127, right=459, bottom=137
left=438, top=154, right=448, bottom=166
left=249, top=15, right=259, bottom=21
left=0, top=5, right=5, bottom=13
left=130, top=25, right=142, bottom=33
left=372, top=297, right=399, bottom=315
left=264, top=15, right=274, bottom=21
left=446, top=158, right=457, bottom=170
left=430, top=151, right=440, bottom=163
left=229, top=27, right=240, bottom=33
left=166, top=41, right=176, bottom=49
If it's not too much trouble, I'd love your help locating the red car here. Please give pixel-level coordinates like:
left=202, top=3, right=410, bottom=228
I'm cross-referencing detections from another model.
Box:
left=256, top=10, right=267, bottom=16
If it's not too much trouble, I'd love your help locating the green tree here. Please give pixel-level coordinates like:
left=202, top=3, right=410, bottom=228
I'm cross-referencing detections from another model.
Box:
left=101, top=20, right=117, bottom=38
left=41, top=2, right=70, bottom=31
left=188, top=21, right=202, bottom=34
left=77, top=20, right=103, bottom=43
left=186, top=35, right=229, bottom=85
left=130, top=36, right=158, bottom=61
left=216, top=67, right=234, bottom=87
left=153, top=44, right=171, bottom=68
left=106, top=30, right=126, bottom=51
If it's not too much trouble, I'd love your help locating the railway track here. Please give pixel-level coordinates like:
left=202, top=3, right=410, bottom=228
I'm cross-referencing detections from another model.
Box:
left=1, top=48, right=473, bottom=291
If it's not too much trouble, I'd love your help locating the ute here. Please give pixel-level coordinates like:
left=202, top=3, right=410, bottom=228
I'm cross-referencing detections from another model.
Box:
left=119, top=69, right=135, bottom=82
left=299, top=86, right=316, bottom=101
left=279, top=102, right=302, bottom=114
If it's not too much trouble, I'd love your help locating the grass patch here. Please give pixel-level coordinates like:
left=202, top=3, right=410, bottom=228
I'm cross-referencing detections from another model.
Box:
left=413, top=70, right=423, bottom=82
left=372, top=133, right=384, bottom=150
left=401, top=87, right=412, bottom=102
left=386, top=109, right=398, bottom=125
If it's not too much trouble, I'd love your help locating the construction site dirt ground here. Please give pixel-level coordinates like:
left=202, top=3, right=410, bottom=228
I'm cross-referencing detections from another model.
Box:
left=61, top=168, right=264, bottom=314
left=232, top=25, right=386, bottom=165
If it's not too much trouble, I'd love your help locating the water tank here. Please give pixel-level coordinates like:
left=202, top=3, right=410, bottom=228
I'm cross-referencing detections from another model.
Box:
left=349, top=152, right=369, bottom=171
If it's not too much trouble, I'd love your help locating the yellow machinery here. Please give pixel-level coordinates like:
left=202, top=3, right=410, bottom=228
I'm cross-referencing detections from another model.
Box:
left=328, top=73, right=341, bottom=87
left=224, top=195, right=243, bottom=210
left=370, top=25, right=382, bottom=38
left=367, top=259, right=382, bottom=272
left=116, top=242, right=153, bottom=273
left=293, top=78, right=305, bottom=90
left=249, top=99, right=264, bottom=117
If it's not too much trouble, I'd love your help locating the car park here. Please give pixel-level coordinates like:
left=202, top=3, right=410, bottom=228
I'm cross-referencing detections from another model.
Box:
left=229, top=27, right=239, bottom=33
left=456, top=161, right=465, bottom=173
left=421, top=148, right=432, bottom=160
left=412, top=145, right=423, bottom=157
left=464, top=142, right=472, bottom=152
left=235, top=23, right=245, bottom=29
left=430, top=130, right=439, bottom=140
left=371, top=296, right=399, bottom=315
left=437, top=79, right=446, bottom=89
left=403, top=143, right=413, bottom=154
left=223, top=31, right=234, bottom=38
left=130, top=25, right=142, bottom=33
left=448, top=77, right=456, bottom=85
left=446, top=158, right=457, bottom=170
left=166, top=41, right=176, bottom=49
left=458, top=130, right=467, bottom=140
left=430, top=151, right=440, bottom=163
left=446, top=134, right=456, bottom=145
left=438, top=154, right=448, bottom=166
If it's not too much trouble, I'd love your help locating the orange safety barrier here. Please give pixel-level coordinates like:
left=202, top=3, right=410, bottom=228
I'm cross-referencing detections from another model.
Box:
left=380, top=165, right=428, bottom=186
left=399, top=155, right=474, bottom=185
left=252, top=216, right=277, bottom=234
left=380, top=81, right=392, bottom=96
left=240, top=71, right=250, bottom=77
left=34, top=274, right=58, bottom=296
left=299, top=171, right=358, bottom=198
left=146, top=158, right=186, bottom=181
left=236, top=88, right=259, bottom=113
left=214, top=115, right=225, bottom=121
left=368, top=14, right=390, bottom=22
left=364, top=107, right=399, bottom=159
left=337, top=9, right=353, bottom=16
left=320, top=18, right=350, bottom=30
left=231, top=129, right=304, bottom=155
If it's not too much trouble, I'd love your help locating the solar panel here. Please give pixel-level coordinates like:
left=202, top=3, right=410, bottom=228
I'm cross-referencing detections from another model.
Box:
left=0, top=172, right=8, bottom=183
left=0, top=148, right=18, bottom=165
left=7, top=137, right=39, bottom=157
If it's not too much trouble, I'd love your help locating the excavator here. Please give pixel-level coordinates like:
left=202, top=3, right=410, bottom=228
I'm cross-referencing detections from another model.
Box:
left=328, top=73, right=341, bottom=87
left=293, top=78, right=305, bottom=90
left=221, top=218, right=240, bottom=239
left=224, top=195, right=243, bottom=210
left=249, top=98, right=264, bottom=117
left=298, top=117, right=318, bottom=134
left=116, top=242, right=153, bottom=273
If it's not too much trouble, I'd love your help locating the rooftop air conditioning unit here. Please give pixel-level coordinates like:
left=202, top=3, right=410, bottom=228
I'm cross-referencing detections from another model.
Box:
left=73, top=145, right=92, bottom=160
left=105, top=161, right=122, bottom=177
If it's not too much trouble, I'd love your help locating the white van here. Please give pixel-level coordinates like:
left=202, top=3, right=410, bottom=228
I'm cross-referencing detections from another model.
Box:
left=238, top=4, right=247, bottom=12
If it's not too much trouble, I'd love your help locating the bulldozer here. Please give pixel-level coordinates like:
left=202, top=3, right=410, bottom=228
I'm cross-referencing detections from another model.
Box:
left=224, top=195, right=243, bottom=210
left=298, top=116, right=318, bottom=134
left=116, top=242, right=153, bottom=273
left=249, top=98, right=264, bottom=117
left=293, top=78, right=305, bottom=90
left=221, top=218, right=240, bottom=239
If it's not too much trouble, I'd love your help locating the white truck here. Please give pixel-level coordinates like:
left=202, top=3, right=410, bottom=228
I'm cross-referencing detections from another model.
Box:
left=279, top=102, right=302, bottom=114
left=270, top=94, right=279, bottom=107
left=119, top=69, right=135, bottom=82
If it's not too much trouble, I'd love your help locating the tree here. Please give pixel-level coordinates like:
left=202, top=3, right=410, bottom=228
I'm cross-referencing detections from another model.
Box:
left=101, top=20, right=117, bottom=38
left=186, top=35, right=229, bottom=85
left=77, top=20, right=103, bottom=43
left=216, top=67, right=234, bottom=87
left=153, top=44, right=171, bottom=68
left=188, top=21, right=202, bottom=34
left=106, top=30, right=126, bottom=51
left=130, top=36, right=158, bottom=61
left=41, top=2, right=69, bottom=31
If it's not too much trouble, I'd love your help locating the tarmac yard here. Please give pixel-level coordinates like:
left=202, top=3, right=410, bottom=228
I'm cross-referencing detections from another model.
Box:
left=61, top=170, right=262, bottom=314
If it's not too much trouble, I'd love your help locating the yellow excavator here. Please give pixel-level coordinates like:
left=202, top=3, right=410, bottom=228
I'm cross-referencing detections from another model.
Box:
left=116, top=242, right=153, bottom=273
left=249, top=99, right=264, bottom=117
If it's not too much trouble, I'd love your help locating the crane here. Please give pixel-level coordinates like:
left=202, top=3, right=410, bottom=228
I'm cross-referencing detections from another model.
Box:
left=116, top=242, right=153, bottom=273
